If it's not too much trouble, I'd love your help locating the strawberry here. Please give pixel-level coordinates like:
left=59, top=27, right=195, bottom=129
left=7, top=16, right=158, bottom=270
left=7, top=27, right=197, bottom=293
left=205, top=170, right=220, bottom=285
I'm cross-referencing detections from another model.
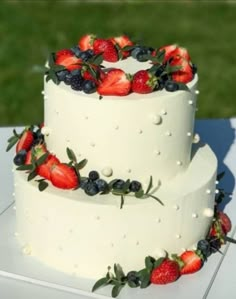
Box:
left=78, top=34, right=96, bottom=51
left=97, top=69, right=131, bottom=96
left=82, top=64, right=105, bottom=84
left=50, top=163, right=79, bottom=189
left=25, top=144, right=47, bottom=165
left=159, top=44, right=177, bottom=62
left=132, top=70, right=157, bottom=94
left=150, top=259, right=180, bottom=284
left=218, top=211, right=232, bottom=234
left=55, top=53, right=82, bottom=71
left=16, top=129, right=34, bottom=153
left=110, top=35, right=133, bottom=58
left=55, top=49, right=74, bottom=59
left=180, top=251, right=203, bottom=275
left=170, top=56, right=193, bottom=83
left=93, top=39, right=118, bottom=62
left=37, top=154, right=60, bottom=180
left=172, top=47, right=191, bottom=62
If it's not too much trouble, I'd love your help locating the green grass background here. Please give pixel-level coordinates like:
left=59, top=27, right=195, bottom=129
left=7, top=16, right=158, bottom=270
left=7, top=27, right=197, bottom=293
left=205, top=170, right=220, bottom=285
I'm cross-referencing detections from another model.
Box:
left=1, top=0, right=236, bottom=126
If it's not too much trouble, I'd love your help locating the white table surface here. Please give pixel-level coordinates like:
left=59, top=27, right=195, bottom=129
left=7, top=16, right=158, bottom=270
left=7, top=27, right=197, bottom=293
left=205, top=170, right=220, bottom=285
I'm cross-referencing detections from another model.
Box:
left=0, top=120, right=236, bottom=299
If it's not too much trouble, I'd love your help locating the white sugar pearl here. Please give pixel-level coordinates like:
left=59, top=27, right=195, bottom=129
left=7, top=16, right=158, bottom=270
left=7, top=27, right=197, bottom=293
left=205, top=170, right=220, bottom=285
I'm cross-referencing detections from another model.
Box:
left=22, top=245, right=32, bottom=255
left=176, top=234, right=181, bottom=239
left=188, top=100, right=193, bottom=105
left=161, top=109, right=167, bottom=115
left=165, top=131, right=172, bottom=136
left=193, top=133, right=200, bottom=144
left=153, top=248, right=166, bottom=259
left=206, top=189, right=211, bottom=194
left=195, top=90, right=200, bottom=95
left=204, top=208, right=214, bottom=217
left=177, top=161, right=182, bottom=166
left=173, top=204, right=180, bottom=211
left=102, top=167, right=113, bottom=177
left=152, top=115, right=162, bottom=125
left=192, top=213, right=198, bottom=218
left=187, top=132, right=192, bottom=137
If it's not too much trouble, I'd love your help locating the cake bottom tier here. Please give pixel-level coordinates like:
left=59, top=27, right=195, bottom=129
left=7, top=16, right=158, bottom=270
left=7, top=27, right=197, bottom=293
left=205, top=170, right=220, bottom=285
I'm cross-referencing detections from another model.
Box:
left=14, top=143, right=217, bottom=279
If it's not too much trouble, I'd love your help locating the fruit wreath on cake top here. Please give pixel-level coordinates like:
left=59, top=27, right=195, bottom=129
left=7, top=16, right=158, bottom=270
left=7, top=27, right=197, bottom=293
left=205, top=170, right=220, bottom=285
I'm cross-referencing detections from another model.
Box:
left=45, top=34, right=197, bottom=96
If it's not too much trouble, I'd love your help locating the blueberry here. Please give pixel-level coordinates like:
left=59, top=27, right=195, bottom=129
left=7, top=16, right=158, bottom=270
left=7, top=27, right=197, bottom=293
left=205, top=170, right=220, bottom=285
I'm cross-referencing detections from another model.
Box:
left=71, top=69, right=82, bottom=76
left=80, top=177, right=90, bottom=190
left=70, top=46, right=82, bottom=57
left=192, top=63, right=197, bottom=74
left=89, top=170, right=99, bottom=181
left=208, top=237, right=221, bottom=254
left=14, top=149, right=27, bottom=166
left=70, top=74, right=84, bottom=91
left=112, top=179, right=125, bottom=190
left=136, top=51, right=149, bottom=62
left=56, top=69, right=69, bottom=82
left=84, top=181, right=99, bottom=196
left=164, top=80, right=179, bottom=92
left=131, top=46, right=142, bottom=59
left=95, top=179, right=109, bottom=192
left=82, top=80, right=97, bottom=94
left=129, top=180, right=142, bottom=192
left=197, top=239, right=211, bottom=257
left=79, top=50, right=93, bottom=61
left=155, top=65, right=165, bottom=77
left=64, top=72, right=73, bottom=85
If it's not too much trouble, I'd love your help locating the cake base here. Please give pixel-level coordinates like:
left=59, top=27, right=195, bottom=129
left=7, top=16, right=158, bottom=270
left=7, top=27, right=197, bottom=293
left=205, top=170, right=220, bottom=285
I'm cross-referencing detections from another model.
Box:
left=0, top=203, right=232, bottom=299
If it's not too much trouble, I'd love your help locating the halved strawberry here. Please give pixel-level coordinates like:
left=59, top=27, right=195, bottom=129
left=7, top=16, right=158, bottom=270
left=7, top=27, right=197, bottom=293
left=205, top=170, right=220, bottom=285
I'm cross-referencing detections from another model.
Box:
left=78, top=34, right=96, bottom=51
left=97, top=69, right=131, bottom=96
left=159, top=44, right=177, bottom=62
left=50, top=163, right=79, bottom=189
left=150, top=259, right=180, bottom=284
left=218, top=211, right=232, bottom=234
left=25, top=144, right=47, bottom=165
left=180, top=251, right=203, bottom=275
left=172, top=46, right=191, bottom=62
left=132, top=70, right=157, bottom=94
left=16, top=129, right=34, bottom=153
left=55, top=49, right=74, bottom=60
left=93, top=39, right=118, bottom=62
left=82, top=64, right=105, bottom=84
left=170, top=56, right=193, bottom=83
left=110, top=35, right=134, bottom=58
left=37, top=154, right=60, bottom=180
left=55, top=53, right=83, bottom=71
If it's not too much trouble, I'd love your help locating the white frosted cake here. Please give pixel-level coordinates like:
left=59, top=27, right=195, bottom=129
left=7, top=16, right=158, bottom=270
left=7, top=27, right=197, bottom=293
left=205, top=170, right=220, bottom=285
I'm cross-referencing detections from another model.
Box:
left=8, top=35, right=232, bottom=296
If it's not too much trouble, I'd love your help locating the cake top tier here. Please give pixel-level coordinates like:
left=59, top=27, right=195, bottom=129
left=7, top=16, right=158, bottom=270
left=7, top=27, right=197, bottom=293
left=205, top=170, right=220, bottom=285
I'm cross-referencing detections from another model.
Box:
left=45, top=34, right=197, bottom=97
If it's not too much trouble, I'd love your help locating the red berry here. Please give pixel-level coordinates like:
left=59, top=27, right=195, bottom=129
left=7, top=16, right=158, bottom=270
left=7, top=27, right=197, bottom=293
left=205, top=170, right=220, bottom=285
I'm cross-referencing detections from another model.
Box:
left=37, top=154, right=60, bottom=180
left=93, top=39, right=118, bottom=62
left=24, top=144, right=47, bottom=165
left=78, top=34, right=96, bottom=51
left=180, top=251, right=202, bottom=275
left=172, top=46, right=191, bottom=62
left=110, top=35, right=133, bottom=58
left=150, top=259, right=180, bottom=284
left=170, top=56, right=193, bottom=83
left=16, top=130, right=34, bottom=153
left=218, top=211, right=232, bottom=234
left=97, top=69, right=131, bottom=96
left=50, top=163, right=79, bottom=189
left=55, top=49, right=74, bottom=59
left=132, top=70, right=157, bottom=94
left=159, top=44, right=177, bottom=62
left=55, top=53, right=82, bottom=71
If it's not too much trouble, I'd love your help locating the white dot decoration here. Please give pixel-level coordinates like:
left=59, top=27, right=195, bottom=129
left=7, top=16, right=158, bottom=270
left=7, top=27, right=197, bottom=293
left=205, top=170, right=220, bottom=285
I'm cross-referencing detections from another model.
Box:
left=41, top=126, right=52, bottom=136
left=193, top=133, right=200, bottom=144
left=13, top=206, right=16, bottom=211
left=96, top=216, right=100, bottom=220
left=165, top=131, right=172, bottom=137
left=14, top=232, right=19, bottom=237
left=114, top=125, right=119, bottom=130
left=195, top=90, right=200, bottom=95
left=22, top=244, right=32, bottom=256
left=152, top=114, right=162, bottom=125
left=123, top=234, right=127, bottom=239
left=127, top=168, right=132, bottom=173
left=41, top=90, right=45, bottom=95
left=161, top=109, right=167, bottom=115
left=206, top=189, right=211, bottom=194
left=12, top=193, right=15, bottom=197
left=215, top=180, right=219, bottom=185
left=102, top=167, right=113, bottom=177
left=173, top=204, right=180, bottom=211
left=155, top=218, right=161, bottom=223
left=136, top=241, right=140, bottom=246
left=58, top=246, right=63, bottom=252
left=176, top=161, right=182, bottom=166
left=154, top=150, right=161, bottom=156
left=187, top=132, right=192, bottom=137
left=137, top=129, right=143, bottom=134
left=12, top=168, right=15, bottom=173
left=111, top=243, right=114, bottom=247
left=153, top=248, right=166, bottom=259
left=203, top=208, right=214, bottom=217
left=44, top=95, right=48, bottom=100
left=85, top=116, right=89, bottom=120
left=176, top=234, right=181, bottom=239
left=90, top=141, right=96, bottom=147
left=188, top=100, right=193, bottom=105
left=192, top=213, right=198, bottom=218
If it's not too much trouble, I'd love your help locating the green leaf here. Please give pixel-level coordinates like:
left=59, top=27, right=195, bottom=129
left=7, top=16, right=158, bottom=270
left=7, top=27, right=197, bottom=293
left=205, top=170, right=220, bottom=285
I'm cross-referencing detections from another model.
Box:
left=145, top=256, right=155, bottom=271
left=50, top=70, right=60, bottom=85
left=148, top=194, right=164, bottom=206
left=6, top=137, right=18, bottom=152
left=122, top=179, right=130, bottom=193
left=92, top=277, right=109, bottom=292
left=135, top=188, right=144, bottom=198
left=48, top=52, right=55, bottom=68
left=46, top=74, right=51, bottom=82
left=177, top=82, right=189, bottom=91
left=114, top=264, right=125, bottom=281
left=52, top=65, right=66, bottom=72
left=38, top=180, right=49, bottom=192
left=36, top=152, right=49, bottom=166
left=16, top=164, right=33, bottom=171
left=153, top=257, right=165, bottom=268
left=217, top=171, right=225, bottom=181
left=27, top=170, right=38, bottom=181
left=127, top=281, right=139, bottom=288
left=7, top=135, right=18, bottom=143
left=90, top=53, right=103, bottom=66
left=75, top=158, right=88, bottom=170
left=122, top=45, right=136, bottom=51
left=111, top=284, right=125, bottom=298
left=120, top=195, right=125, bottom=209
left=138, top=269, right=151, bottom=289
left=225, top=236, right=236, bottom=244
left=13, top=128, right=21, bottom=138
left=145, top=176, right=153, bottom=195
left=66, top=148, right=77, bottom=163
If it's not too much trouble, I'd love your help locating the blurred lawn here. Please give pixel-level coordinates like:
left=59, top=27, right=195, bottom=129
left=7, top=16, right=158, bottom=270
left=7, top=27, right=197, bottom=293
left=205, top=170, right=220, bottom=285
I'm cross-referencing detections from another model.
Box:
left=0, top=1, right=236, bottom=126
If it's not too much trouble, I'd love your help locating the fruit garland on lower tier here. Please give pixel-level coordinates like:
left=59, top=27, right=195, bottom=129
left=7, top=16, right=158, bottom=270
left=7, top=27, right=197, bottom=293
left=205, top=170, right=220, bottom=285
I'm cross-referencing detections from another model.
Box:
left=91, top=185, right=236, bottom=298
left=45, top=34, right=197, bottom=97
left=6, top=125, right=163, bottom=208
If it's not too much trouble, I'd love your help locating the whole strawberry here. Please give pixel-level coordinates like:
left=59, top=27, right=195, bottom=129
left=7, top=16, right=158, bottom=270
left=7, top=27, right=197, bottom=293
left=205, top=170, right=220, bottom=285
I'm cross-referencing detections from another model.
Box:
left=180, top=250, right=203, bottom=275
left=150, top=259, right=180, bottom=284
left=50, top=163, right=79, bottom=189
left=37, top=154, right=60, bottom=180
left=132, top=70, right=157, bottom=94
left=16, top=129, right=34, bottom=153
left=218, top=211, right=232, bottom=234
left=93, top=39, right=118, bottom=62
